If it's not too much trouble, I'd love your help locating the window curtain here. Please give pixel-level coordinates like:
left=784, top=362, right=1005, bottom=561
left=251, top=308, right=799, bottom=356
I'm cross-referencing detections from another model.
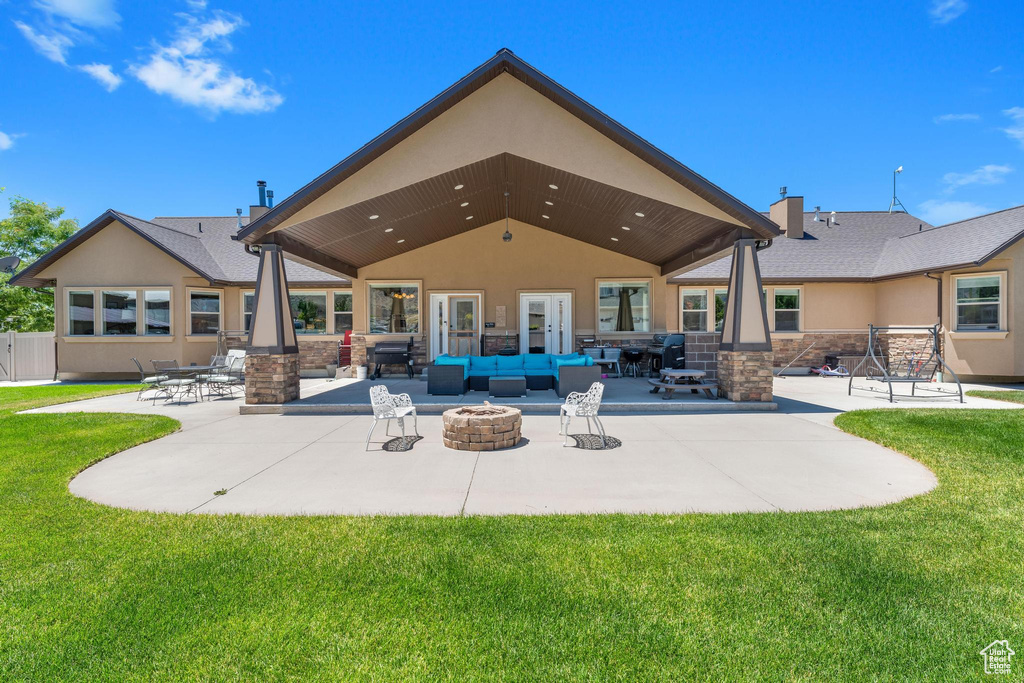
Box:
left=615, top=287, right=637, bottom=332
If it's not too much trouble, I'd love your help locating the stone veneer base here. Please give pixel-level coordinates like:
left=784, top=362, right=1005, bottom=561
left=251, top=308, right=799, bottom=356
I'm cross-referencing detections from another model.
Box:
left=245, top=352, right=300, bottom=404
left=717, top=349, right=774, bottom=402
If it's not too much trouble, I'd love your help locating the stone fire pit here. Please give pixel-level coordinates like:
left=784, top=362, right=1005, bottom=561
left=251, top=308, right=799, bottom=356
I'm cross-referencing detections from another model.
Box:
left=442, top=403, right=522, bottom=451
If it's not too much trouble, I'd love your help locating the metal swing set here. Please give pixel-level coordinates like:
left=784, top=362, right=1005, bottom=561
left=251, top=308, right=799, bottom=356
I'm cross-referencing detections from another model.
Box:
left=848, top=324, right=963, bottom=403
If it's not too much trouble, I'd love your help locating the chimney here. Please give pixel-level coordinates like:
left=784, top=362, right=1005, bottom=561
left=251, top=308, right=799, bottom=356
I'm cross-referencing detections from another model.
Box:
left=769, top=194, right=804, bottom=239
left=250, top=180, right=270, bottom=221
left=267, top=190, right=274, bottom=208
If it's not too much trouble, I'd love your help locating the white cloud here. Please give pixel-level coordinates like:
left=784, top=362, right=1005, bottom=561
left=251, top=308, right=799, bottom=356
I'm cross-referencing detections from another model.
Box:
left=1002, top=107, right=1024, bottom=149
left=14, top=20, right=74, bottom=64
left=130, top=11, right=283, bottom=114
left=33, top=0, right=120, bottom=28
left=77, top=62, right=122, bottom=91
left=930, top=0, right=967, bottom=23
left=0, top=130, right=15, bottom=151
left=941, top=164, right=1013, bottom=194
left=933, top=113, right=980, bottom=124
left=918, top=199, right=991, bottom=225
left=990, top=65, right=1003, bottom=74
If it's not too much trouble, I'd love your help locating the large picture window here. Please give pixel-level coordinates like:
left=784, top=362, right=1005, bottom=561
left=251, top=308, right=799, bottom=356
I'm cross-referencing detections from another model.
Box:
left=68, top=290, right=95, bottom=336
left=714, top=288, right=728, bottom=332
left=955, top=274, right=1003, bottom=331
left=189, top=290, right=221, bottom=335
left=681, top=289, right=708, bottom=332
left=598, top=280, right=651, bottom=332
left=102, top=290, right=137, bottom=336
left=369, top=284, right=419, bottom=334
left=143, top=290, right=171, bottom=336
left=334, top=291, right=353, bottom=334
left=773, top=288, right=801, bottom=332
left=290, top=292, right=327, bottom=334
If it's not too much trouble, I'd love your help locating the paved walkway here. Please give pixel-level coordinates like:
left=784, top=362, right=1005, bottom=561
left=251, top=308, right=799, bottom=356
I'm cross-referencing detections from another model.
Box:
left=23, top=377, right=1015, bottom=516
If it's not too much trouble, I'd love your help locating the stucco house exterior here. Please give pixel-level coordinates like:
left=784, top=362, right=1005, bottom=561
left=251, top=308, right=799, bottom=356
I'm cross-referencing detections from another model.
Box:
left=11, top=49, right=1024, bottom=403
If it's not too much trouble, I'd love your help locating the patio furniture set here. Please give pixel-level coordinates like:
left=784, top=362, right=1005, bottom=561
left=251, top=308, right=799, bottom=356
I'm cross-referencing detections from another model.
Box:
left=428, top=351, right=602, bottom=398
left=367, top=381, right=608, bottom=450
left=132, top=349, right=246, bottom=403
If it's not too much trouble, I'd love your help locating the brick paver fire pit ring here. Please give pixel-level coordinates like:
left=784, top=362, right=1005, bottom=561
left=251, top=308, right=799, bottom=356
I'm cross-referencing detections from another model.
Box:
left=442, top=403, right=522, bottom=451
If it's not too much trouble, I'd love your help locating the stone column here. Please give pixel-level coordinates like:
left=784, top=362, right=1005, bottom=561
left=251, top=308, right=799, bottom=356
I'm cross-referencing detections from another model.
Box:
left=245, top=244, right=300, bottom=404
left=717, top=239, right=774, bottom=402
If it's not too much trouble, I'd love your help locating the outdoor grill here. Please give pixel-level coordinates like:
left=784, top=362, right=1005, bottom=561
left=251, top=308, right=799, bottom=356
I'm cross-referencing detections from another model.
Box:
left=647, top=333, right=686, bottom=376
left=369, top=337, right=415, bottom=379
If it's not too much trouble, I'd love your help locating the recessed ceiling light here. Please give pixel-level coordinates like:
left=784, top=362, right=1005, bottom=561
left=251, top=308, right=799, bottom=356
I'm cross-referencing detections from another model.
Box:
left=384, top=228, right=394, bottom=233
left=634, top=212, right=645, bottom=218
left=369, top=214, right=379, bottom=220
left=465, top=215, right=473, bottom=220
left=460, top=202, right=469, bottom=207
left=611, top=237, right=619, bottom=242
left=621, top=226, right=630, bottom=231
left=548, top=184, right=558, bottom=190
left=541, top=215, right=550, bottom=219
left=545, top=201, right=553, bottom=206
left=397, top=239, right=405, bottom=243
left=454, top=184, right=464, bottom=190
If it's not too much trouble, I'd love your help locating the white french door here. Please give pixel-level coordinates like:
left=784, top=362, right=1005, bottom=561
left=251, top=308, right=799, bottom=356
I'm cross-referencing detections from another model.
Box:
left=519, top=293, right=572, bottom=355
left=429, top=293, right=481, bottom=361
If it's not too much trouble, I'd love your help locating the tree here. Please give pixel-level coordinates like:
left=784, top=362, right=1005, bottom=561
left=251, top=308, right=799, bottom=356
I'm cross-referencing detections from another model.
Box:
left=0, top=192, right=78, bottom=332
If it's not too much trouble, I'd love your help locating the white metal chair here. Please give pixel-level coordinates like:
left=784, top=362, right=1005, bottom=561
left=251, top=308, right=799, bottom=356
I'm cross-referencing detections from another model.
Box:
left=131, top=357, right=168, bottom=401
left=559, top=381, right=606, bottom=447
left=366, top=384, right=419, bottom=450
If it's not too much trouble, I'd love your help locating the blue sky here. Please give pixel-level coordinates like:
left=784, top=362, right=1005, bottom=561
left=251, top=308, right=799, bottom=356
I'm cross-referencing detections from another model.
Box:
left=1, top=0, right=1022, bottom=227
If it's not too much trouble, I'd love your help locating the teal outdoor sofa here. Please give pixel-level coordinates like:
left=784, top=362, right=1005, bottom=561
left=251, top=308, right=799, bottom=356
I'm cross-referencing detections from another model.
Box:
left=431, top=353, right=601, bottom=397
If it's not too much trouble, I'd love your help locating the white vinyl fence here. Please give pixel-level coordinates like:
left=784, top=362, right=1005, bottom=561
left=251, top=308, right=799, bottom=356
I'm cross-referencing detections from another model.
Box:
left=0, top=331, right=56, bottom=381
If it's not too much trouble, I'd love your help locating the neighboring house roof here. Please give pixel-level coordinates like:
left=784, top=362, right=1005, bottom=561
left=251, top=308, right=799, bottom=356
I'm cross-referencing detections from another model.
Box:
left=237, top=48, right=779, bottom=245
left=675, top=205, right=1024, bottom=282
left=10, top=211, right=345, bottom=288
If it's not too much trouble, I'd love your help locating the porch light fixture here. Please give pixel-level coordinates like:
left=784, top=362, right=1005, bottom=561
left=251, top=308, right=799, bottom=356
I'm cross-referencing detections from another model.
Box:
left=634, top=212, right=645, bottom=218
left=548, top=184, right=558, bottom=190
left=369, top=214, right=379, bottom=220
left=454, top=184, right=464, bottom=190
left=502, top=190, right=513, bottom=242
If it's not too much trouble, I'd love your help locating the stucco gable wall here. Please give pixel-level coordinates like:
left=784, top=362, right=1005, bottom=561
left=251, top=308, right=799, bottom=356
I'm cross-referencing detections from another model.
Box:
left=272, top=73, right=742, bottom=232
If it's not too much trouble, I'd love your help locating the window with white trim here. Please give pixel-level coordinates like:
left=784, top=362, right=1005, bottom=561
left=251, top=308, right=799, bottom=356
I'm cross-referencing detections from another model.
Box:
left=290, top=292, right=328, bottom=334
left=681, top=289, right=708, bottom=332
left=242, top=291, right=255, bottom=332
left=714, top=288, right=728, bottom=332
left=143, top=290, right=171, bottom=336
left=955, top=273, right=1003, bottom=331
left=334, top=291, right=353, bottom=334
left=189, top=290, right=222, bottom=335
left=68, top=290, right=95, bottom=336
left=102, top=290, right=137, bottom=336
left=369, top=283, right=420, bottom=334
left=598, top=280, right=651, bottom=332
left=773, top=288, right=801, bottom=332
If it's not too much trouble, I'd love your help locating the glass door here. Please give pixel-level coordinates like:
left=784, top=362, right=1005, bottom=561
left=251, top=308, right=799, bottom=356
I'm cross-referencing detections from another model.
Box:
left=519, top=293, right=572, bottom=354
left=429, top=293, right=480, bottom=360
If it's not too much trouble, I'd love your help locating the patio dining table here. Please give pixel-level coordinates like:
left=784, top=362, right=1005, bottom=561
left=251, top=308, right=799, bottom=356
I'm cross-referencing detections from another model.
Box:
left=648, top=368, right=719, bottom=400
left=167, top=364, right=227, bottom=401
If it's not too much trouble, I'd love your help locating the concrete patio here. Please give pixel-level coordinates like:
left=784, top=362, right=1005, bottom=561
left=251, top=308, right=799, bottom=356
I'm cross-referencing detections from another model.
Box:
left=22, top=376, right=1018, bottom=517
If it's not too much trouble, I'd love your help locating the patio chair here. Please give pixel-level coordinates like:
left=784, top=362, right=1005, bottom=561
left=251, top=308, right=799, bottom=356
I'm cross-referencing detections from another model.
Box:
left=131, top=357, right=168, bottom=401
left=226, top=349, right=247, bottom=379
left=559, top=381, right=606, bottom=447
left=205, top=355, right=245, bottom=398
left=366, top=384, right=420, bottom=451
left=150, top=359, right=199, bottom=404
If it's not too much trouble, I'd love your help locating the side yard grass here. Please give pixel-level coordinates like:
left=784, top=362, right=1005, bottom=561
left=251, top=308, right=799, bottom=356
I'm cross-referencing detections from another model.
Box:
left=966, top=389, right=1024, bottom=404
left=0, top=385, right=1022, bottom=680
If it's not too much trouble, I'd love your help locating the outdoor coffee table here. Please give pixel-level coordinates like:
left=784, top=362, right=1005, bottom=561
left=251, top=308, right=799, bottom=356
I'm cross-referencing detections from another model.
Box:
left=648, top=368, right=718, bottom=400
left=489, top=375, right=527, bottom=397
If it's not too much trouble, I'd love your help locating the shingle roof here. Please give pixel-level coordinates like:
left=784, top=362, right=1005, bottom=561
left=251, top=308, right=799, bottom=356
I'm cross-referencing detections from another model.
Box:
left=675, top=206, right=1024, bottom=282
left=10, top=211, right=345, bottom=288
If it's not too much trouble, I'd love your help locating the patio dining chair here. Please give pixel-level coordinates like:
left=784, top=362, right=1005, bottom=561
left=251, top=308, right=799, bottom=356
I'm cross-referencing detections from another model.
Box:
left=150, top=359, right=199, bottom=404
left=559, top=381, right=607, bottom=447
left=366, top=384, right=419, bottom=451
left=205, top=355, right=245, bottom=398
left=131, top=357, right=168, bottom=401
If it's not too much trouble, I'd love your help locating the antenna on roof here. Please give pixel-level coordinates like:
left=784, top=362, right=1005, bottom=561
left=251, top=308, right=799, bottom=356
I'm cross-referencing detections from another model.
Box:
left=779, top=186, right=787, bottom=199
left=0, top=256, right=21, bottom=274
left=888, top=165, right=907, bottom=214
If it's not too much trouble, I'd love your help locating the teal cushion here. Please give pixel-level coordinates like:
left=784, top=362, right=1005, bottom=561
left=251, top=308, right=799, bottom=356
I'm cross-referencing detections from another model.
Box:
left=553, top=356, right=587, bottom=380
left=524, top=367, right=554, bottom=376
left=553, top=353, right=579, bottom=361
left=523, top=354, right=552, bottom=370
left=468, top=369, right=493, bottom=377
left=496, top=355, right=524, bottom=372
left=469, top=355, right=497, bottom=372
left=434, top=355, right=470, bottom=379
left=584, top=355, right=595, bottom=366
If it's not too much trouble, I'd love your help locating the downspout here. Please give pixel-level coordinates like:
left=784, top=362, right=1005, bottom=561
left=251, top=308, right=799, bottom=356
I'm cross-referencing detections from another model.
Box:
left=924, top=272, right=942, bottom=328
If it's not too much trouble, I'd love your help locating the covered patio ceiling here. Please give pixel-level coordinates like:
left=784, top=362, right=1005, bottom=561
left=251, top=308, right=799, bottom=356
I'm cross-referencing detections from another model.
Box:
left=254, top=153, right=776, bottom=280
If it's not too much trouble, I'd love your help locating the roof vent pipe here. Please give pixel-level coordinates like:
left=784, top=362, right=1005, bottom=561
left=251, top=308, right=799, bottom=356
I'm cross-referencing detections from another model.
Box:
left=779, top=186, right=787, bottom=199
left=267, top=190, right=274, bottom=208
left=814, top=206, right=821, bottom=221
left=257, top=180, right=267, bottom=207
left=236, top=208, right=243, bottom=229
left=198, top=221, right=202, bottom=233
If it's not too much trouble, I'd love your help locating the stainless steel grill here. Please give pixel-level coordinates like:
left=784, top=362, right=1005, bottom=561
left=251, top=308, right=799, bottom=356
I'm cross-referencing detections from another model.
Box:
left=646, top=333, right=686, bottom=376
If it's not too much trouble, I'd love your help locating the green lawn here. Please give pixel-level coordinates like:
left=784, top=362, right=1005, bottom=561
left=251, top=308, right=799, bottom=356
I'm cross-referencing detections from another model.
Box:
left=967, top=389, right=1024, bottom=405
left=1, top=386, right=1023, bottom=680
